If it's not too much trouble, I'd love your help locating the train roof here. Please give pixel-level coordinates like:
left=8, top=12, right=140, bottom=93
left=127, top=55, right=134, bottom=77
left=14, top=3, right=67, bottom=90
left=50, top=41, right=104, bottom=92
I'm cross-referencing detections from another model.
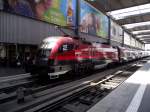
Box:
left=43, top=36, right=75, bottom=42
left=43, top=36, right=63, bottom=42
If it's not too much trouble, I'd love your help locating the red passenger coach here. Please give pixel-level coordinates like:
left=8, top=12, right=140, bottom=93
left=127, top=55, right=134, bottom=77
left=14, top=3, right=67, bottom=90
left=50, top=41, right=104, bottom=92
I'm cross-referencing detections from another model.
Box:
left=26, top=36, right=119, bottom=79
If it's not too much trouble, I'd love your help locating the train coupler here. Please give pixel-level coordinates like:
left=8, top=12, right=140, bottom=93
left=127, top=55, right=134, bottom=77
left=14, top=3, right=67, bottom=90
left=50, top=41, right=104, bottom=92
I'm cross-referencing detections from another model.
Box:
left=48, top=73, right=59, bottom=79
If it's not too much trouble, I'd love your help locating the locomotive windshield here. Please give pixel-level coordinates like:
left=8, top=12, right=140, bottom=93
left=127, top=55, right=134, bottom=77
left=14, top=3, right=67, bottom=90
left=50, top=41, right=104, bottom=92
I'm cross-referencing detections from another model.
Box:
left=38, top=49, right=51, bottom=58
left=40, top=41, right=56, bottom=49
left=35, top=49, right=51, bottom=65
left=38, top=41, right=55, bottom=59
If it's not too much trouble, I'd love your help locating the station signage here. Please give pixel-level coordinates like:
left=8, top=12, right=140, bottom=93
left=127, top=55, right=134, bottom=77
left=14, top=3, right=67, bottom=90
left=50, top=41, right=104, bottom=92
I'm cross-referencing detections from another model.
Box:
left=80, top=0, right=109, bottom=38
left=2, top=0, right=76, bottom=26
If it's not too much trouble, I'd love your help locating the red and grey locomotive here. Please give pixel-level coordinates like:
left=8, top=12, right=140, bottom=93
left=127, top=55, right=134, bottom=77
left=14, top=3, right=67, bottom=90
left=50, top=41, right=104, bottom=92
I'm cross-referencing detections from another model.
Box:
left=25, top=36, right=149, bottom=79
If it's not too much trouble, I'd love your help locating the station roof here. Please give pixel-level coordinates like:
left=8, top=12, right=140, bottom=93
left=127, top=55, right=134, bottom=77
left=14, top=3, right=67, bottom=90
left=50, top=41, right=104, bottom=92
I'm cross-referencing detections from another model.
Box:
left=87, top=0, right=150, bottom=44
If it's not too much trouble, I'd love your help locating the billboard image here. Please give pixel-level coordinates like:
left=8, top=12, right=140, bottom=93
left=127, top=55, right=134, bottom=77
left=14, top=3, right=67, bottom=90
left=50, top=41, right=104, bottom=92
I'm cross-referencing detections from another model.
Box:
left=124, top=32, right=131, bottom=45
left=111, top=20, right=123, bottom=43
left=80, top=0, right=109, bottom=38
left=3, top=0, right=76, bottom=26
left=135, top=40, right=139, bottom=48
left=130, top=37, right=135, bottom=47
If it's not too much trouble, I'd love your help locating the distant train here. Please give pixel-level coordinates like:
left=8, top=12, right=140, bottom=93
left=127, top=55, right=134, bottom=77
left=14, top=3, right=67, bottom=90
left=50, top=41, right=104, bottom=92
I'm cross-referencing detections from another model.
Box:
left=25, top=36, right=149, bottom=79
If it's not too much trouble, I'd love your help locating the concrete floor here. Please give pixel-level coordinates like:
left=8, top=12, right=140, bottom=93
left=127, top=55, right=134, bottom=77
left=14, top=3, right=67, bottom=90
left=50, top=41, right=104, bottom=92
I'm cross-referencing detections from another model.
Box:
left=87, top=61, right=150, bottom=112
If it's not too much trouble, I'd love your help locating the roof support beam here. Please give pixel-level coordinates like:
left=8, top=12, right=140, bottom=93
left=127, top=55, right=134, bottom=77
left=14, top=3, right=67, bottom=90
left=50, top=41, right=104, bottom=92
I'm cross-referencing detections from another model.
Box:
left=137, top=37, right=150, bottom=39
left=128, top=25, right=150, bottom=31
left=135, top=32, right=150, bottom=35
left=86, top=0, right=150, bottom=12
left=105, top=0, right=150, bottom=12
left=117, top=13, right=150, bottom=25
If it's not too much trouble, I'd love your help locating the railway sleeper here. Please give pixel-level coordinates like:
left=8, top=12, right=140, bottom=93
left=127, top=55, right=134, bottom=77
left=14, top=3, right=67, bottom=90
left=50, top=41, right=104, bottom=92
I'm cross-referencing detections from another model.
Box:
left=108, top=79, right=123, bottom=83
left=87, top=88, right=104, bottom=97
left=100, top=84, right=117, bottom=89
left=104, top=81, right=120, bottom=86
left=62, top=103, right=89, bottom=112
left=120, top=71, right=133, bottom=76
left=111, top=77, right=126, bottom=81
left=79, top=96, right=93, bottom=105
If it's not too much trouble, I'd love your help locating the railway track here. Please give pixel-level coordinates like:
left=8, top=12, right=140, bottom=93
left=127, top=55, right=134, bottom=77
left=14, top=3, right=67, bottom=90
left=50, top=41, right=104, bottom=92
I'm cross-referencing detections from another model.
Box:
left=0, top=73, right=33, bottom=92
left=0, top=72, right=75, bottom=105
left=29, top=64, right=141, bottom=112
left=0, top=58, right=148, bottom=112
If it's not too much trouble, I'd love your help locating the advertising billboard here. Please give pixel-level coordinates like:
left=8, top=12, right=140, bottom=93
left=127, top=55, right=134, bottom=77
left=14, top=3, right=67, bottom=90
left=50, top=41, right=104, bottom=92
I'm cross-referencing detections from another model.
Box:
left=3, top=0, right=76, bottom=26
left=80, top=0, right=109, bottom=38
left=137, top=40, right=141, bottom=48
left=133, top=38, right=136, bottom=47
left=110, top=20, right=123, bottom=43
left=124, top=32, right=131, bottom=45
left=130, top=37, right=135, bottom=47
left=135, top=40, right=138, bottom=47
left=139, top=42, right=142, bottom=49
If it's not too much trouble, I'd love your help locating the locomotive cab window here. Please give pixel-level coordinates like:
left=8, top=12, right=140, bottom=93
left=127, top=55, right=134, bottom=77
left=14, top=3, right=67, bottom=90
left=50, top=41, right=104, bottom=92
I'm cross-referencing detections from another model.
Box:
left=59, top=43, right=74, bottom=52
left=68, top=44, right=74, bottom=51
left=38, top=42, right=53, bottom=58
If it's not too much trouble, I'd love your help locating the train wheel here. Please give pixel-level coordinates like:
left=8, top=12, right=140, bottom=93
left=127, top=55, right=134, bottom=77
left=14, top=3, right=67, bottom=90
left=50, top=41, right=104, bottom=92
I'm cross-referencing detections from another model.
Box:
left=107, top=63, right=112, bottom=69
left=72, top=63, right=83, bottom=77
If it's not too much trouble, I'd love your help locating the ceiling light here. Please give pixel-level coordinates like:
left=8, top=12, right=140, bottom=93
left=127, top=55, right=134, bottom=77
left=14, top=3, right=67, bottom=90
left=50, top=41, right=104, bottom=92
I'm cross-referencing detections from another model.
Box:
left=136, top=35, right=150, bottom=38
left=123, top=21, right=150, bottom=29
left=107, top=3, right=150, bottom=20
left=132, top=30, right=150, bottom=34
left=139, top=38, right=150, bottom=41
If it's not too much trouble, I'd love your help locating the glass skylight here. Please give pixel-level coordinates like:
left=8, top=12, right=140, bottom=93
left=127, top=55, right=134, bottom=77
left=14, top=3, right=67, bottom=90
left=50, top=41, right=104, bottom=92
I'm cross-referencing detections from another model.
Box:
left=107, top=3, right=150, bottom=20
left=132, top=30, right=150, bottom=35
left=123, top=21, right=150, bottom=29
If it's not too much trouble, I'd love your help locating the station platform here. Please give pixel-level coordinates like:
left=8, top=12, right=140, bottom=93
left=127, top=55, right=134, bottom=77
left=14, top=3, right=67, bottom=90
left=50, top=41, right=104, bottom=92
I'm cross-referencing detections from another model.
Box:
left=0, top=67, right=25, bottom=77
left=87, top=60, right=150, bottom=112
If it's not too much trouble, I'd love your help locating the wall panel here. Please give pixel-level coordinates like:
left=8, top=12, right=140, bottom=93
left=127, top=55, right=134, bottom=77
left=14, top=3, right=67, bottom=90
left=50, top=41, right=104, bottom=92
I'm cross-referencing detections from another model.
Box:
left=0, top=12, right=75, bottom=45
